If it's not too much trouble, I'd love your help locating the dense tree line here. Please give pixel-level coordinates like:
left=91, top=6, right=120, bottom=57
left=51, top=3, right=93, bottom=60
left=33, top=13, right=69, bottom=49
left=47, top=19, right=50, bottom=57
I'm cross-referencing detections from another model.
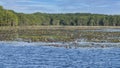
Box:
left=0, top=6, right=18, bottom=26
left=0, top=6, right=120, bottom=26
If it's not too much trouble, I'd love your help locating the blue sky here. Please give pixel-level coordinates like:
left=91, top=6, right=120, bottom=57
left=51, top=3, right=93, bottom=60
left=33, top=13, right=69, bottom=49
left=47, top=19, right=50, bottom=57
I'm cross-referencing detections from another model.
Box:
left=0, top=0, right=120, bottom=14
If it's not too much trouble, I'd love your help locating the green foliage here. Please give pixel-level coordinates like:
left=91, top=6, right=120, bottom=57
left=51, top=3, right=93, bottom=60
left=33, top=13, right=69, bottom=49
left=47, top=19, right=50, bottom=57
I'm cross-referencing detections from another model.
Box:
left=0, top=5, right=120, bottom=26
left=0, top=6, right=18, bottom=26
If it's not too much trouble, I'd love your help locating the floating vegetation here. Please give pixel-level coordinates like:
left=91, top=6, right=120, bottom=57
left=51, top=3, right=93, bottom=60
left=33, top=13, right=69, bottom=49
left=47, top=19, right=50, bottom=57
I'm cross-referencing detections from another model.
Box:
left=0, top=26, right=120, bottom=43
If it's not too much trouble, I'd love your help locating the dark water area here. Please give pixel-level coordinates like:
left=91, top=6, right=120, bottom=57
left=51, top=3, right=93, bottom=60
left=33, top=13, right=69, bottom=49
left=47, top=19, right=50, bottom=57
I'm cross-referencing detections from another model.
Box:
left=0, top=42, right=120, bottom=68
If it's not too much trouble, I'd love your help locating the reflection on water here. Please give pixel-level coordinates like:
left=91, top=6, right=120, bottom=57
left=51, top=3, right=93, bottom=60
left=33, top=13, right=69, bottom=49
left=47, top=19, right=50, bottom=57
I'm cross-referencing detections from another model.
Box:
left=81, top=28, right=120, bottom=32
left=0, top=42, right=120, bottom=68
left=102, top=28, right=120, bottom=32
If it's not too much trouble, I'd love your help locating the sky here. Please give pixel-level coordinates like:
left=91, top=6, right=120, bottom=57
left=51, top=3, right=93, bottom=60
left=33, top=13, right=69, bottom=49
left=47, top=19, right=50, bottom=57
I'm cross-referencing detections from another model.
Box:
left=0, top=0, right=120, bottom=14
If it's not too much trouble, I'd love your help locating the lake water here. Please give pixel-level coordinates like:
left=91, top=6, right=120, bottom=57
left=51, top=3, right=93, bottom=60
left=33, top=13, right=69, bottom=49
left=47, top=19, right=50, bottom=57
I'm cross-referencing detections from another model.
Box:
left=0, top=41, right=120, bottom=68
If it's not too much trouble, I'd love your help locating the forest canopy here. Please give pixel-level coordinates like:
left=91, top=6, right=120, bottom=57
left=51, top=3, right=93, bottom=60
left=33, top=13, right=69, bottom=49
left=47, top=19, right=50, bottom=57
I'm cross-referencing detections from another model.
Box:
left=0, top=6, right=120, bottom=26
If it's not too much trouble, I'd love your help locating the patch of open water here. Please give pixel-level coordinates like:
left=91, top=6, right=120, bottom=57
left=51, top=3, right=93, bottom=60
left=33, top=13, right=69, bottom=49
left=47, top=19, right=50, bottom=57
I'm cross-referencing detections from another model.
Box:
left=0, top=41, right=120, bottom=68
